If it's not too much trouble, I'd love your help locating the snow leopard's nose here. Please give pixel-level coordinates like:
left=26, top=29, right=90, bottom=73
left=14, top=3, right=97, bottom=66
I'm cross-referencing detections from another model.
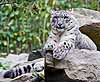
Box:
left=58, top=23, right=62, bottom=26
left=57, top=23, right=65, bottom=29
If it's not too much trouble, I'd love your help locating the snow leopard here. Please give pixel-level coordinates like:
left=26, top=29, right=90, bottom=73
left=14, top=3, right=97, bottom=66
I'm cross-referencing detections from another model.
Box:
left=44, top=10, right=97, bottom=60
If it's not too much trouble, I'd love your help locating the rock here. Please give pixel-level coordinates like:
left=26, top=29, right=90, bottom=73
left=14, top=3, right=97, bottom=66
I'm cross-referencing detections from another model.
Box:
left=79, top=23, right=100, bottom=51
left=0, top=73, right=39, bottom=82
left=45, top=67, right=73, bottom=82
left=11, top=73, right=33, bottom=82
left=0, top=53, right=29, bottom=69
left=46, top=49, right=100, bottom=82
left=67, top=8, right=100, bottom=50
left=28, top=49, right=44, bottom=61
left=68, top=8, right=100, bottom=27
left=0, top=52, right=44, bottom=82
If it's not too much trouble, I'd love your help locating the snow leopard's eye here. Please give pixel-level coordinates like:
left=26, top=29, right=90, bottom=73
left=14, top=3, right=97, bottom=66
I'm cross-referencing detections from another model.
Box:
left=52, top=16, right=57, bottom=22
left=52, top=18, right=56, bottom=23
left=53, top=16, right=57, bottom=19
left=65, top=17, right=71, bottom=23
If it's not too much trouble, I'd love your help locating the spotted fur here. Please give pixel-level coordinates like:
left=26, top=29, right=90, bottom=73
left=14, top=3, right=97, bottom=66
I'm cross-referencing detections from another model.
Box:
left=44, top=10, right=97, bottom=60
left=3, top=61, right=44, bottom=79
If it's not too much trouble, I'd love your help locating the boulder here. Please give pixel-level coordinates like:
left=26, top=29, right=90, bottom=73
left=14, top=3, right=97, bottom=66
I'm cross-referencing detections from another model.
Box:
left=68, top=8, right=100, bottom=27
left=46, top=49, right=100, bottom=82
left=80, top=23, right=100, bottom=51
left=0, top=52, right=44, bottom=82
left=67, top=8, right=100, bottom=50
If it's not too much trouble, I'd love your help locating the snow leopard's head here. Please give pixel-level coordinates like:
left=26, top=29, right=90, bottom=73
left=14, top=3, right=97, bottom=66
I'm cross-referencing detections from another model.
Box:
left=50, top=10, right=76, bottom=32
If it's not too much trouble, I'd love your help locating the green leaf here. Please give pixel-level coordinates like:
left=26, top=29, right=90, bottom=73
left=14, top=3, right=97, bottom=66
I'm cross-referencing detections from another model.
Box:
left=15, top=11, right=19, bottom=15
left=9, top=44, right=14, bottom=47
left=3, top=41, right=7, bottom=46
left=10, top=12, right=15, bottom=17
left=17, top=37, right=22, bottom=41
left=29, top=33, right=33, bottom=37
left=0, top=42, right=2, bottom=45
left=8, top=20, right=14, bottom=26
left=22, top=37, right=26, bottom=42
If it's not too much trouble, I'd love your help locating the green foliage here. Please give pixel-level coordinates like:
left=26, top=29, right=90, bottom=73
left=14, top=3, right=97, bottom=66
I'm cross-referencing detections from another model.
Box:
left=0, top=63, right=10, bottom=70
left=0, top=0, right=100, bottom=54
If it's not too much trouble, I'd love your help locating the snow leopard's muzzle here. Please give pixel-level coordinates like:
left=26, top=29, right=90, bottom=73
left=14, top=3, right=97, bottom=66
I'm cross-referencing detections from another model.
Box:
left=56, top=23, right=65, bottom=29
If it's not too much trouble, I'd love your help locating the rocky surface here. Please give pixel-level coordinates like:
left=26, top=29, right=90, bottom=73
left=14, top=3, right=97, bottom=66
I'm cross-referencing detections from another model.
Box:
left=80, top=23, right=100, bottom=51
left=28, top=49, right=44, bottom=61
left=68, top=8, right=100, bottom=27
left=67, top=8, right=100, bottom=51
left=0, top=52, right=44, bottom=82
left=46, top=49, right=100, bottom=82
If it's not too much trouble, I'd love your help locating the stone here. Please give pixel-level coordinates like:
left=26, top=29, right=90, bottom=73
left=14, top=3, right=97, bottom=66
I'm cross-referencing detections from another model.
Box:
left=46, top=49, right=100, bottom=82
left=67, top=8, right=100, bottom=50
left=28, top=49, right=44, bottom=61
left=80, top=23, right=100, bottom=51
left=68, top=8, right=100, bottom=27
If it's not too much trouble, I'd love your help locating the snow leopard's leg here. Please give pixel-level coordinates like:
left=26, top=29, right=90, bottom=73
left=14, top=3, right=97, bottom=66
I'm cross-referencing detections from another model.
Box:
left=44, top=30, right=59, bottom=50
left=53, top=33, right=76, bottom=60
left=77, top=34, right=97, bottom=50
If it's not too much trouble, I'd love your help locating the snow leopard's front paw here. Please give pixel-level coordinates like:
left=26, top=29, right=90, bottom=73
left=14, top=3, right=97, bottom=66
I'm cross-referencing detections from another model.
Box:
left=53, top=42, right=69, bottom=60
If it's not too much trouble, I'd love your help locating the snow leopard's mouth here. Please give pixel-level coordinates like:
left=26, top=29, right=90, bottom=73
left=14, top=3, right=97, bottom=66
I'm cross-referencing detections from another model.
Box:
left=52, top=26, right=65, bottom=32
left=56, top=27, right=65, bottom=32
left=56, top=26, right=65, bottom=29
